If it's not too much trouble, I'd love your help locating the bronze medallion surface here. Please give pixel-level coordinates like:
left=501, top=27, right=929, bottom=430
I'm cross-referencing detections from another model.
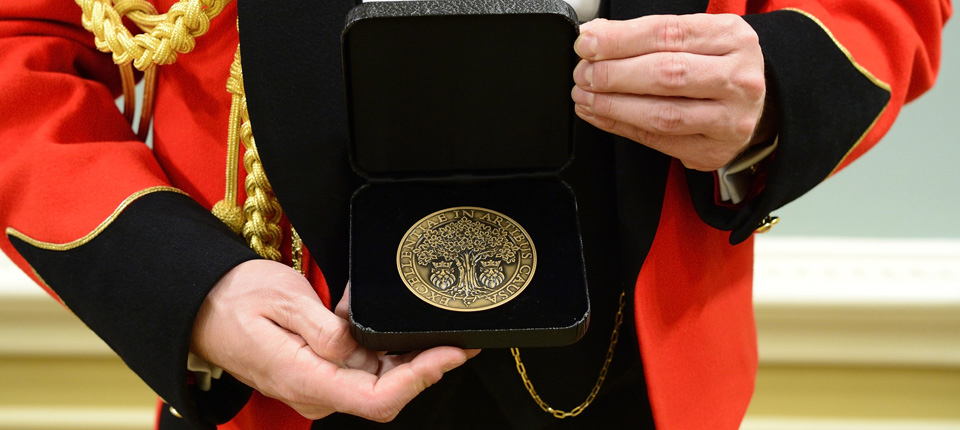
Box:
left=397, top=207, right=537, bottom=312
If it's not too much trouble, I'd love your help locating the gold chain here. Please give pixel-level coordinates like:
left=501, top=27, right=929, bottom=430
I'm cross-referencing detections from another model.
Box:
left=511, top=291, right=626, bottom=419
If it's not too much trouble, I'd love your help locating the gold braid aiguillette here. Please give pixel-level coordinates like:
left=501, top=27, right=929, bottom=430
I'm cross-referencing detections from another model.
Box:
left=396, top=207, right=536, bottom=312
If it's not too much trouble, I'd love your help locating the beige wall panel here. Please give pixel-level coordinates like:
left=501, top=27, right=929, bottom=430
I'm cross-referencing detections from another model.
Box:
left=748, top=365, right=960, bottom=420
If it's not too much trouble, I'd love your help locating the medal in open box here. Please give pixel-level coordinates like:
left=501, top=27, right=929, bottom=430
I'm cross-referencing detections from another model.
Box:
left=344, top=0, right=589, bottom=350
left=397, top=207, right=537, bottom=312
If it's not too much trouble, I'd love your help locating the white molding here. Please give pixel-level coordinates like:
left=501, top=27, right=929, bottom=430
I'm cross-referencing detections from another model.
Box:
left=753, top=237, right=960, bottom=367
left=754, top=237, right=960, bottom=305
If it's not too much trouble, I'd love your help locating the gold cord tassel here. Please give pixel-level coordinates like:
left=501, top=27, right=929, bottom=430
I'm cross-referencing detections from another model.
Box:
left=211, top=47, right=246, bottom=235
left=214, top=46, right=284, bottom=261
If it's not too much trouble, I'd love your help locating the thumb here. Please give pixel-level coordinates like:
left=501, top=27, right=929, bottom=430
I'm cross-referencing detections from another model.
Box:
left=335, top=282, right=351, bottom=321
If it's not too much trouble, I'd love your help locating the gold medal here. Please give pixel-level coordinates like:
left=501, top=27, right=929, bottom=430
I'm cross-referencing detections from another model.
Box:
left=396, top=207, right=536, bottom=312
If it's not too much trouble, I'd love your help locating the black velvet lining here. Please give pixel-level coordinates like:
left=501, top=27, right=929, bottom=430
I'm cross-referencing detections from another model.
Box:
left=343, top=3, right=577, bottom=177
left=8, top=192, right=259, bottom=430
left=687, top=10, right=892, bottom=244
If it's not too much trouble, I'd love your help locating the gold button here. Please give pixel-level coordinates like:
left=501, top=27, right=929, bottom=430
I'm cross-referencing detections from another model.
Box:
left=169, top=406, right=182, bottom=419
left=755, top=216, right=779, bottom=234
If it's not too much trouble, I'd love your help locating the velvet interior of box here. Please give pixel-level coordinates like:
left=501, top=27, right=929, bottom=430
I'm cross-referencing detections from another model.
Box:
left=350, top=179, right=589, bottom=350
left=343, top=0, right=579, bottom=178
left=344, top=0, right=587, bottom=350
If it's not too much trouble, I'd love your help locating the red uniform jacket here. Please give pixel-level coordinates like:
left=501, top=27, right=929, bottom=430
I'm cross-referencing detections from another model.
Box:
left=0, top=0, right=951, bottom=429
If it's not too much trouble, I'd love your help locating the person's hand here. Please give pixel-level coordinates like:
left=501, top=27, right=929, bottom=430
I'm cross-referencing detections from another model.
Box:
left=572, top=14, right=771, bottom=171
left=191, top=259, right=477, bottom=422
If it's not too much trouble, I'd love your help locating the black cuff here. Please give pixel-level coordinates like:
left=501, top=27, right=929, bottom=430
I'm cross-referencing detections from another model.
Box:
left=687, top=9, right=891, bottom=244
left=8, top=191, right=260, bottom=429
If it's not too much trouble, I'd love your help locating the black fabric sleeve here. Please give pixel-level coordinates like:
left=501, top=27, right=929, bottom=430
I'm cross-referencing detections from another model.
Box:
left=686, top=10, right=891, bottom=244
left=8, top=191, right=260, bottom=430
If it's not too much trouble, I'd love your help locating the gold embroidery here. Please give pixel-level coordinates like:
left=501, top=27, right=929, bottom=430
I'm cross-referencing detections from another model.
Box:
left=291, top=227, right=304, bottom=275
left=210, top=45, right=246, bottom=236
left=5, top=186, right=186, bottom=251
left=782, top=8, right=892, bottom=175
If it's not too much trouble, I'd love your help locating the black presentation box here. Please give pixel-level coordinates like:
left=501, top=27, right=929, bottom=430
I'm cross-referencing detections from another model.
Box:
left=345, top=0, right=589, bottom=351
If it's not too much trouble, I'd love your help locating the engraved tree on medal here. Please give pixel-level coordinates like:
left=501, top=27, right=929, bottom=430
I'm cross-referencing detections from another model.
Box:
left=412, top=216, right=520, bottom=307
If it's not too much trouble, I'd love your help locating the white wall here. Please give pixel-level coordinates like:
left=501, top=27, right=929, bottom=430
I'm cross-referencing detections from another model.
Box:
left=768, top=20, right=960, bottom=239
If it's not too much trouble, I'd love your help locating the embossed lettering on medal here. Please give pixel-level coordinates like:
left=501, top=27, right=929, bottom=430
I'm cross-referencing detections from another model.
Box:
left=396, top=207, right=537, bottom=312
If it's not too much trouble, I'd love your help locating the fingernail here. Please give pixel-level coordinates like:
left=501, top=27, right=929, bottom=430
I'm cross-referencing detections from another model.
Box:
left=572, top=61, right=584, bottom=88
left=344, top=350, right=370, bottom=369
left=575, top=104, right=596, bottom=119
left=442, top=359, right=466, bottom=374
left=571, top=87, right=594, bottom=107
left=575, top=33, right=598, bottom=58
left=583, top=63, right=594, bottom=87
left=579, top=18, right=604, bottom=32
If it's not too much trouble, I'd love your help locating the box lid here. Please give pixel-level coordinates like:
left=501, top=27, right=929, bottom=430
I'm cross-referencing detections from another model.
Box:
left=342, top=0, right=579, bottom=178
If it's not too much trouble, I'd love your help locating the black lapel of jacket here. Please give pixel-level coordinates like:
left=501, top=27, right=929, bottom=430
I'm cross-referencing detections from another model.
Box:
left=606, top=0, right=708, bottom=286
left=238, top=0, right=361, bottom=305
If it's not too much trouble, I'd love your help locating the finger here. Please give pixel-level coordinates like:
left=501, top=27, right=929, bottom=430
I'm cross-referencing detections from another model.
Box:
left=574, top=104, right=742, bottom=171
left=578, top=18, right=607, bottom=33
left=283, top=401, right=336, bottom=421
left=574, top=53, right=742, bottom=99
left=376, top=350, right=423, bottom=377
left=325, top=347, right=471, bottom=422
left=248, top=336, right=344, bottom=420
left=571, top=86, right=751, bottom=139
left=376, top=348, right=481, bottom=376
left=274, top=290, right=379, bottom=374
left=575, top=14, right=755, bottom=60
